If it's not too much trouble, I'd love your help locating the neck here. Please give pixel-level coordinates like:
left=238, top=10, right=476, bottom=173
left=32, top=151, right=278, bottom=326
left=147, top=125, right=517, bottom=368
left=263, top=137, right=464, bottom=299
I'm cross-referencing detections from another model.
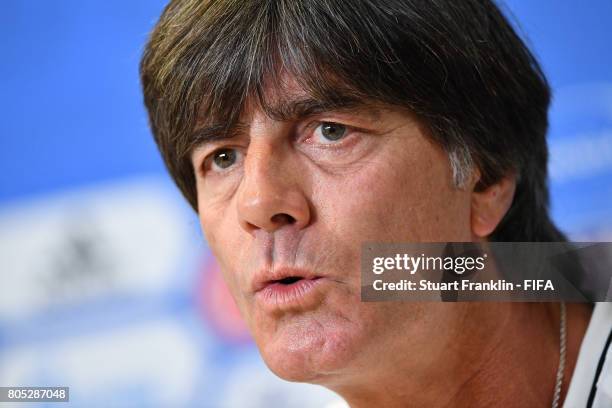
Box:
left=326, top=303, right=592, bottom=408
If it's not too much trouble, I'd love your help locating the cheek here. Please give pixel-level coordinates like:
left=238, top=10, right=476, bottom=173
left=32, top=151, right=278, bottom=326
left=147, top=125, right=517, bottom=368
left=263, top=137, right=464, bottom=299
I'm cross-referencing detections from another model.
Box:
left=198, top=199, right=248, bottom=300
left=314, top=139, right=472, bottom=242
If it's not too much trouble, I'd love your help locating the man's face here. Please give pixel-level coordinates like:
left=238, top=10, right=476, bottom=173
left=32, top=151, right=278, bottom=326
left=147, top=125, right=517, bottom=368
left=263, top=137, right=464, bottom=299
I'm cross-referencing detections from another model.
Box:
left=191, top=87, right=476, bottom=384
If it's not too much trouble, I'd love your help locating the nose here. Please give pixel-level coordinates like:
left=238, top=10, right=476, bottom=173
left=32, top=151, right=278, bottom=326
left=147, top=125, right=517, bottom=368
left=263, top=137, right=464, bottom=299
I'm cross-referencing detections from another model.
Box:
left=237, top=142, right=311, bottom=235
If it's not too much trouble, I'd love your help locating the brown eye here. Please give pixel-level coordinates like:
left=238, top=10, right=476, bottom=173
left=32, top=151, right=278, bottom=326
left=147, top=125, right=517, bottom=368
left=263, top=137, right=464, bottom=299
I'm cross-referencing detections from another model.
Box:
left=212, top=148, right=238, bottom=170
left=317, top=122, right=347, bottom=143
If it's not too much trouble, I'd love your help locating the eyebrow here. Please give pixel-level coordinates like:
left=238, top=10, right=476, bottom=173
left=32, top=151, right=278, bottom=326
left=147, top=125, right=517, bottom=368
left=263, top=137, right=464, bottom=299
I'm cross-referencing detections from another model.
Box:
left=264, top=96, right=372, bottom=121
left=190, top=96, right=380, bottom=148
left=191, top=123, right=249, bottom=148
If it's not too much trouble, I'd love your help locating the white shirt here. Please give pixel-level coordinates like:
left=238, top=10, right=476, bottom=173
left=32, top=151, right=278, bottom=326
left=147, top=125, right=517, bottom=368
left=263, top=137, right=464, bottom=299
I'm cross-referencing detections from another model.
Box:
left=565, top=302, right=612, bottom=408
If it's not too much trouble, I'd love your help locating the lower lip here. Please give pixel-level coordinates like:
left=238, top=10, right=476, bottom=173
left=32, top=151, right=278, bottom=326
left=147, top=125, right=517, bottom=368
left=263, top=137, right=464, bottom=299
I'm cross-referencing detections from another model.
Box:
left=255, top=277, right=325, bottom=311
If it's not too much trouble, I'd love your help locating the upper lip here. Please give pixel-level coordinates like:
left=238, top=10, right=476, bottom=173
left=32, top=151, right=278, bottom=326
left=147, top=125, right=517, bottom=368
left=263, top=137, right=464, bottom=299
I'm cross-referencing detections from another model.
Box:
left=251, top=266, right=321, bottom=293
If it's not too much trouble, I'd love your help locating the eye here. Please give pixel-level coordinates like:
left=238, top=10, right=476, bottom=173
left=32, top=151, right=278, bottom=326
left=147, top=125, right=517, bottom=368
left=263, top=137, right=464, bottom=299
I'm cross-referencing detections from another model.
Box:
left=314, top=122, right=348, bottom=143
left=209, top=148, right=242, bottom=172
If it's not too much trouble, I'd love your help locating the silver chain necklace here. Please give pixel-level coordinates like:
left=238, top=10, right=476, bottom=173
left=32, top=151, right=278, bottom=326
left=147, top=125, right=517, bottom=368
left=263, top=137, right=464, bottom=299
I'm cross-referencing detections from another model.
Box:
left=552, top=302, right=567, bottom=408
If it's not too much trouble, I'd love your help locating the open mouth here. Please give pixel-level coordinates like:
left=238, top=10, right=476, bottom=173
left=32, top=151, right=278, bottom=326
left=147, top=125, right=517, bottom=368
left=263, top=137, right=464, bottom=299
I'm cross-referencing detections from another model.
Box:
left=276, top=276, right=304, bottom=285
left=268, top=275, right=323, bottom=287
left=253, top=269, right=326, bottom=310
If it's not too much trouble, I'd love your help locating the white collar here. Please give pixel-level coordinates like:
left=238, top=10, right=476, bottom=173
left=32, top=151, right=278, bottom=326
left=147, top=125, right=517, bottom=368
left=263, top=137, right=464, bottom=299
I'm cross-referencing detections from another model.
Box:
left=564, top=302, right=612, bottom=407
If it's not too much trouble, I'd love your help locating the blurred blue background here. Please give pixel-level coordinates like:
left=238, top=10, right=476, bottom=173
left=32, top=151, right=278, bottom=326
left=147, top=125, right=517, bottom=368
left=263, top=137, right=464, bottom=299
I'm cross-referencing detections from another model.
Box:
left=0, top=1, right=611, bottom=407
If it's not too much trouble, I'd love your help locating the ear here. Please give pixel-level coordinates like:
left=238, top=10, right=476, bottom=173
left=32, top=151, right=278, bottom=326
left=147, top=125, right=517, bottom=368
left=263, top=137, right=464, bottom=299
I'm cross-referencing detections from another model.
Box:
left=471, top=174, right=517, bottom=238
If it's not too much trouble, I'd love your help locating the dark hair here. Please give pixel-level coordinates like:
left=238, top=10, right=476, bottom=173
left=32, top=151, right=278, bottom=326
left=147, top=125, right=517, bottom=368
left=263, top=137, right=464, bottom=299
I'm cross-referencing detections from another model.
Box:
left=140, top=0, right=566, bottom=241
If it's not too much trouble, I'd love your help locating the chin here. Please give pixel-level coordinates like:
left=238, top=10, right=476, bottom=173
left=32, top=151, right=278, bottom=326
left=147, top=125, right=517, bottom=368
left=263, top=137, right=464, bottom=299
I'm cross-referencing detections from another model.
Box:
left=256, top=314, right=364, bottom=383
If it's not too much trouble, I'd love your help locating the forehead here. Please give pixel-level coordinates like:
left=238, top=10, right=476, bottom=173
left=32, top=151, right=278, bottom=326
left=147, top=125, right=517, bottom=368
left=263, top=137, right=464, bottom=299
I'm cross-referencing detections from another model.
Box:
left=194, top=73, right=383, bottom=131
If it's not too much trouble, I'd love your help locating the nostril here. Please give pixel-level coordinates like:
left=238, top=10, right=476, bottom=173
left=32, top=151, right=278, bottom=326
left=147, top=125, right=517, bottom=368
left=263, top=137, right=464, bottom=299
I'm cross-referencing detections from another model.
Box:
left=271, top=213, right=296, bottom=225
